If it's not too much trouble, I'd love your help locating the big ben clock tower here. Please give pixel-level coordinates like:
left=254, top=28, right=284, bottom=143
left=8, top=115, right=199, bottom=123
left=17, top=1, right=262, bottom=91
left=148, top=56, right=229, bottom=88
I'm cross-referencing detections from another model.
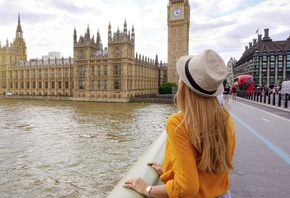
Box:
left=167, top=0, right=190, bottom=84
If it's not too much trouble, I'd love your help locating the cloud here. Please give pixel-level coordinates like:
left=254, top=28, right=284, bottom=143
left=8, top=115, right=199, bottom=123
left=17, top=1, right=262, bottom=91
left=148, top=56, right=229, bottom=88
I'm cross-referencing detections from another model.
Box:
left=0, top=0, right=290, bottom=64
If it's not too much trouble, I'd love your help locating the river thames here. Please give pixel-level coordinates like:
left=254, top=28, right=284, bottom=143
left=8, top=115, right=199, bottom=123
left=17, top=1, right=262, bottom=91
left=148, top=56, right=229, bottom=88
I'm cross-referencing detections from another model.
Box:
left=0, top=98, right=177, bottom=197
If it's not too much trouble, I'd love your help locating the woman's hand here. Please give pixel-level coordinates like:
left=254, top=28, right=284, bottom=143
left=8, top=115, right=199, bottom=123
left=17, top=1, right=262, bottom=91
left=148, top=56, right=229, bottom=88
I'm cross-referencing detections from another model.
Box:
left=123, top=177, right=148, bottom=196
left=147, top=162, right=163, bottom=176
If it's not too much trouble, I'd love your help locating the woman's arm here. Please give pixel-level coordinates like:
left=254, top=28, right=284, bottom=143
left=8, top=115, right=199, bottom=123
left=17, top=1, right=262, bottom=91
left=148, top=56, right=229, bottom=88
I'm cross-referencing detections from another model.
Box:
left=123, top=177, right=168, bottom=198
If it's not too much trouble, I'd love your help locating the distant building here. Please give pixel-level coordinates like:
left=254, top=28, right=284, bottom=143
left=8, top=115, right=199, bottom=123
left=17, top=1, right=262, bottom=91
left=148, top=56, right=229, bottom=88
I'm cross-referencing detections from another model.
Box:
left=42, top=52, right=61, bottom=61
left=0, top=15, right=167, bottom=102
left=234, top=28, right=290, bottom=88
left=226, top=57, right=237, bottom=85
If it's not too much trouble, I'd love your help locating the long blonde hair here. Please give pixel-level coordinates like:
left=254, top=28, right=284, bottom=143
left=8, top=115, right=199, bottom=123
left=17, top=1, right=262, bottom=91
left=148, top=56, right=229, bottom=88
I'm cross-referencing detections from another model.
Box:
left=175, top=80, right=233, bottom=174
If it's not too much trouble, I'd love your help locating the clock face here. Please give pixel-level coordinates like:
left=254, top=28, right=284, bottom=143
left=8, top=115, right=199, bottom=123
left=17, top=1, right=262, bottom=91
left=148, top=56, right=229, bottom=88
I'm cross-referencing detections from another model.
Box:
left=172, top=7, right=183, bottom=19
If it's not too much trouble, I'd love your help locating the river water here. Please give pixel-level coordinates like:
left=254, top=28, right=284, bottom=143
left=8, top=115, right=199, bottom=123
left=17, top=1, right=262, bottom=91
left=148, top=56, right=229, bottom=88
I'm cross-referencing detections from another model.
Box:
left=0, top=98, right=177, bottom=198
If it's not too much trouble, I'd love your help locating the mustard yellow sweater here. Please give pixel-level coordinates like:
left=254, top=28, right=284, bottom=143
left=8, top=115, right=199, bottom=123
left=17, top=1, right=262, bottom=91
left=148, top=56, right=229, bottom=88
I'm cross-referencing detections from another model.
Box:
left=160, top=112, right=236, bottom=198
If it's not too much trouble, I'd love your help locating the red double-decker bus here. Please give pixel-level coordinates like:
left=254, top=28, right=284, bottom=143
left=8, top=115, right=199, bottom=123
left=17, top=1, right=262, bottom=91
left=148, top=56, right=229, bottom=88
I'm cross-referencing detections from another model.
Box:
left=234, top=75, right=254, bottom=93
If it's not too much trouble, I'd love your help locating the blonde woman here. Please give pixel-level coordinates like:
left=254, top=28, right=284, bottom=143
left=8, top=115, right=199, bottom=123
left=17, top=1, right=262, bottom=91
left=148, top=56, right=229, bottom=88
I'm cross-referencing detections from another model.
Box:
left=123, top=49, right=236, bottom=198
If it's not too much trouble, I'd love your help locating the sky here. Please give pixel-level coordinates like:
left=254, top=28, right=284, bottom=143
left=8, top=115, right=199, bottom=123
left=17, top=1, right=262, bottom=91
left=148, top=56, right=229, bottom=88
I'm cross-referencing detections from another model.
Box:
left=1, top=0, right=290, bottom=64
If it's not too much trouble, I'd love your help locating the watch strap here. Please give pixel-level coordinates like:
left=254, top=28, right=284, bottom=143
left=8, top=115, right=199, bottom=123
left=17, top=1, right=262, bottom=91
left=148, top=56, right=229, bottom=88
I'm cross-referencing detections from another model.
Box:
left=146, top=185, right=152, bottom=198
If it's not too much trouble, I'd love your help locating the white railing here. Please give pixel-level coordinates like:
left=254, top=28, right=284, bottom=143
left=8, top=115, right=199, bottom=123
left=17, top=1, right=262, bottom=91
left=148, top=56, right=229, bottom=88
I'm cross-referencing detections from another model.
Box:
left=107, top=131, right=166, bottom=198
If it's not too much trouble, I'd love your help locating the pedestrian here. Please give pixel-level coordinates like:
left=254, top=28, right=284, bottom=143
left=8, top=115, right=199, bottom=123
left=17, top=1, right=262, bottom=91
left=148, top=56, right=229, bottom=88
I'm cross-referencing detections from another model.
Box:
left=223, top=84, right=231, bottom=104
left=123, top=49, right=236, bottom=198
left=231, top=85, right=237, bottom=101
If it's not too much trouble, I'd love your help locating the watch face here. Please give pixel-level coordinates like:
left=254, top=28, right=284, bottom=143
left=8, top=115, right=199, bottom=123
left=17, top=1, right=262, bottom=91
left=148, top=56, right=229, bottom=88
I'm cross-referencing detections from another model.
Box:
left=172, top=7, right=183, bottom=19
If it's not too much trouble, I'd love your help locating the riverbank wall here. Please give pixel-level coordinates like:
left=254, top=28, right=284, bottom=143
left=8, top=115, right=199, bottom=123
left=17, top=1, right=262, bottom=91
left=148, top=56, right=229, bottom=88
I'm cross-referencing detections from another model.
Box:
left=0, top=94, right=174, bottom=103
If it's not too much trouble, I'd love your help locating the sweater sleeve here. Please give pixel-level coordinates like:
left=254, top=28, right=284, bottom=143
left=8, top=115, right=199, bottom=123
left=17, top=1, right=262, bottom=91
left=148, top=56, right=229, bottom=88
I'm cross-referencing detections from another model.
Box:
left=163, top=113, right=199, bottom=198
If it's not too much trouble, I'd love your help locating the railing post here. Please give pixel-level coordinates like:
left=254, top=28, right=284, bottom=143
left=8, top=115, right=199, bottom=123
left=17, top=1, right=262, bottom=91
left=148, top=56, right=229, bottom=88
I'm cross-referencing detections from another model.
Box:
left=268, top=93, right=271, bottom=104
left=278, top=93, right=281, bottom=107
left=284, top=94, right=288, bottom=108
left=254, top=92, right=256, bottom=101
left=264, top=93, right=266, bottom=103
left=260, top=93, right=263, bottom=103
left=272, top=93, right=276, bottom=106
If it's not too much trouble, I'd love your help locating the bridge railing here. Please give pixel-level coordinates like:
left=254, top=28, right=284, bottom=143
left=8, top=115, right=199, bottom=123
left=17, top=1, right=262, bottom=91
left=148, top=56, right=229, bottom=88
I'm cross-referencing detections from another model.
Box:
left=237, top=91, right=289, bottom=109
left=107, top=131, right=166, bottom=198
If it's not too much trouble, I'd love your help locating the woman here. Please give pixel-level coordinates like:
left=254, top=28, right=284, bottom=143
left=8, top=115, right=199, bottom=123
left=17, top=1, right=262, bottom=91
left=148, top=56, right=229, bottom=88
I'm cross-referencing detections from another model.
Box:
left=123, top=49, right=236, bottom=198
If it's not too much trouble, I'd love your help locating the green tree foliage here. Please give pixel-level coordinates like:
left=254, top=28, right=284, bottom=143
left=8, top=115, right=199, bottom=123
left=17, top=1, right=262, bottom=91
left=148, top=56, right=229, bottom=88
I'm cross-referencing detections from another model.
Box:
left=158, top=82, right=177, bottom=94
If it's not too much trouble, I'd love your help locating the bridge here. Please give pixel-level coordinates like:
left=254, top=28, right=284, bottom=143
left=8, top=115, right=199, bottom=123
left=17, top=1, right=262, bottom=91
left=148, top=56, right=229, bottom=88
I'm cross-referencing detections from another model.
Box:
left=107, top=97, right=290, bottom=197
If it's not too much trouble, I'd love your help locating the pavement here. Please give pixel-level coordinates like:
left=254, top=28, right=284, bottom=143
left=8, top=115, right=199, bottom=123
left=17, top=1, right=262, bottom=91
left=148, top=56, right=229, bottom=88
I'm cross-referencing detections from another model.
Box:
left=228, top=98, right=290, bottom=197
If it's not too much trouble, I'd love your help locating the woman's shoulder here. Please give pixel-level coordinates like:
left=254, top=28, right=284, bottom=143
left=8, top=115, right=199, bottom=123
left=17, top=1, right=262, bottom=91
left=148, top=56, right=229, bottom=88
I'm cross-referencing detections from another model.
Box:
left=167, top=111, right=183, bottom=122
left=166, top=112, right=184, bottom=128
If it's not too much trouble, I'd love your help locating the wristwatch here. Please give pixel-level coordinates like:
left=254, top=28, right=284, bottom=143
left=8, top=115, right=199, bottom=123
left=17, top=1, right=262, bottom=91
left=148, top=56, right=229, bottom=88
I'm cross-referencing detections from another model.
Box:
left=146, top=185, right=152, bottom=197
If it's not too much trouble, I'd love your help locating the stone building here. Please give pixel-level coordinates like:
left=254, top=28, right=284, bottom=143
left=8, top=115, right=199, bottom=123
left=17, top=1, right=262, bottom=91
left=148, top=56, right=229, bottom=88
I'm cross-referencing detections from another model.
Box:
left=234, top=28, right=290, bottom=88
left=0, top=15, right=167, bottom=102
left=226, top=57, right=237, bottom=86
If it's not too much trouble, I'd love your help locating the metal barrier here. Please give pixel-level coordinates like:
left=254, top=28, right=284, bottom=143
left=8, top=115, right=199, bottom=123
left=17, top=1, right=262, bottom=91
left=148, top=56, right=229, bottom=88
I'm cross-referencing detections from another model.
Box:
left=107, top=131, right=166, bottom=198
left=239, top=91, right=289, bottom=109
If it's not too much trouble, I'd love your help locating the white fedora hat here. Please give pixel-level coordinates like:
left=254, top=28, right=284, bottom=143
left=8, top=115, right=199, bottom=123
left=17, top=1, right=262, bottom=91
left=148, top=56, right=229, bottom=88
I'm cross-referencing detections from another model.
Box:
left=176, top=49, right=227, bottom=97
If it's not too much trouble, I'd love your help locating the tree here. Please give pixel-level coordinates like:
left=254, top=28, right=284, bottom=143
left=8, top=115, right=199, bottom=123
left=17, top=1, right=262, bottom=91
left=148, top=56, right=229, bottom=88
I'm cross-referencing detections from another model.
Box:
left=158, top=82, right=177, bottom=94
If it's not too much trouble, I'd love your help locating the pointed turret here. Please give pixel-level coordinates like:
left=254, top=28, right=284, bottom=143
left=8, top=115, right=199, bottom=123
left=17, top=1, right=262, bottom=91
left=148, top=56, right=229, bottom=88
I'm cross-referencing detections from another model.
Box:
left=16, top=13, right=23, bottom=39
left=73, top=26, right=77, bottom=44
left=97, top=29, right=101, bottom=43
left=131, top=25, right=135, bottom=41
left=108, top=22, right=112, bottom=40
left=86, top=24, right=90, bottom=40
left=124, top=19, right=127, bottom=34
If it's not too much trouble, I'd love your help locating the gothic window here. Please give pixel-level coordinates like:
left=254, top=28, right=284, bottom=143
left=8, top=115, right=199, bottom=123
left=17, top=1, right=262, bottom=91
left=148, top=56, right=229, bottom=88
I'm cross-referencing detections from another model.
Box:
left=104, top=65, right=107, bottom=75
left=114, top=64, right=121, bottom=75
left=45, top=69, right=48, bottom=78
left=79, top=51, right=83, bottom=58
left=51, top=69, right=55, bottom=77
left=79, top=65, right=85, bottom=76
left=58, top=68, right=62, bottom=78
left=79, top=80, right=85, bottom=89
left=58, top=82, right=61, bottom=89
left=39, top=82, right=42, bottom=89
left=98, top=65, right=101, bottom=75
left=98, top=80, right=101, bottom=89
left=91, top=80, right=95, bottom=90
left=114, top=47, right=120, bottom=57
left=65, top=81, right=69, bottom=89
left=65, top=68, right=69, bottom=77
left=52, top=82, right=55, bottom=89
left=114, top=80, right=121, bottom=89
left=104, top=80, right=107, bottom=90
left=38, top=69, right=42, bottom=78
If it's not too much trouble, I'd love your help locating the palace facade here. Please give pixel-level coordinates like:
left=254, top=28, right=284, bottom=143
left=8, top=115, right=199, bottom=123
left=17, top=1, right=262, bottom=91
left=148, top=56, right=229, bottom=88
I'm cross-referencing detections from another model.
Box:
left=0, top=15, right=167, bottom=102
left=234, top=28, right=290, bottom=88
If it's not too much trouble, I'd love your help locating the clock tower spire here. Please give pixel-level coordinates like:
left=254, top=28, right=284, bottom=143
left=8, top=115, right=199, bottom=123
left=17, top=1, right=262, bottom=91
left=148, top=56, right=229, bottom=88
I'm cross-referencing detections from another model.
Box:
left=167, top=0, right=190, bottom=84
